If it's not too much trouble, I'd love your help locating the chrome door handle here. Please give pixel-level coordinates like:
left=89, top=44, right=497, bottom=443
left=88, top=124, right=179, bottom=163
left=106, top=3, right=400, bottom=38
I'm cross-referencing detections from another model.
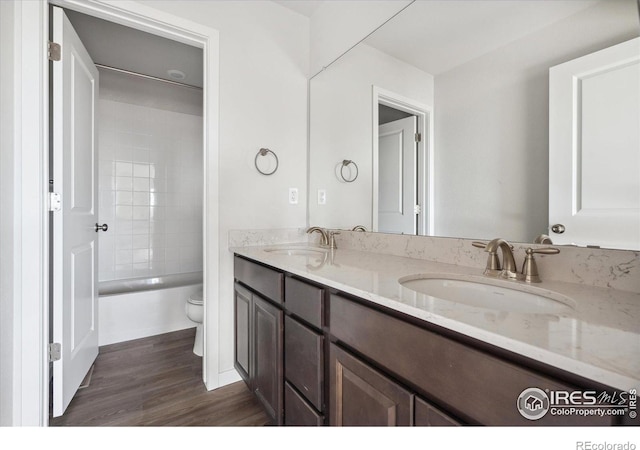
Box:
left=95, top=223, right=108, bottom=232
left=551, top=224, right=565, bottom=234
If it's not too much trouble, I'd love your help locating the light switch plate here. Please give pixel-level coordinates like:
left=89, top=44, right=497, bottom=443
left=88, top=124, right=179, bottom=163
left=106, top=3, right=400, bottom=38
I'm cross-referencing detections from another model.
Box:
left=318, top=189, right=326, bottom=205
left=289, top=188, right=298, bottom=204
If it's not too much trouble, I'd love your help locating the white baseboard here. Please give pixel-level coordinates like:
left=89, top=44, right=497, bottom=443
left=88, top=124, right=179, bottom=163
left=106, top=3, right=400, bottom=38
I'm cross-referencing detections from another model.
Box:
left=218, top=368, right=242, bottom=387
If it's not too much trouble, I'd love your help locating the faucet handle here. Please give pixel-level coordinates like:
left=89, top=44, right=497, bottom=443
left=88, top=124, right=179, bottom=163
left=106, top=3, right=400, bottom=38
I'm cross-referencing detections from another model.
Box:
left=472, top=241, right=502, bottom=275
left=522, top=247, right=560, bottom=283
left=328, top=230, right=340, bottom=249
left=527, top=247, right=560, bottom=256
left=472, top=241, right=514, bottom=250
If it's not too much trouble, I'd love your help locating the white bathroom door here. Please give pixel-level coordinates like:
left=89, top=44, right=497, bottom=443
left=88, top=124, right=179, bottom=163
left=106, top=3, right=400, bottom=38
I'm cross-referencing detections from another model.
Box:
left=549, top=38, right=640, bottom=250
left=378, top=116, right=418, bottom=234
left=51, top=6, right=100, bottom=417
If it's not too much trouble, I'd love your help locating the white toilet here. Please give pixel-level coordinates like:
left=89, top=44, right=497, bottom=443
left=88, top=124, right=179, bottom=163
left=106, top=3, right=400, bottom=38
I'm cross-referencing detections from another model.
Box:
left=185, top=290, right=204, bottom=356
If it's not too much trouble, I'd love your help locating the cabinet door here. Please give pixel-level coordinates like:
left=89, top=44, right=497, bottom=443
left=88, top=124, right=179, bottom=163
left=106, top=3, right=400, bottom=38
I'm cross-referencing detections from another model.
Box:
left=414, top=397, right=461, bottom=426
left=253, top=294, right=284, bottom=425
left=234, top=283, right=252, bottom=386
left=329, top=343, right=413, bottom=426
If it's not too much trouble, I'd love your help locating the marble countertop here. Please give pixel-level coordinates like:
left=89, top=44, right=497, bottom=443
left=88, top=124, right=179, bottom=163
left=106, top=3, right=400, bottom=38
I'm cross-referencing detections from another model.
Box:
left=231, top=243, right=640, bottom=392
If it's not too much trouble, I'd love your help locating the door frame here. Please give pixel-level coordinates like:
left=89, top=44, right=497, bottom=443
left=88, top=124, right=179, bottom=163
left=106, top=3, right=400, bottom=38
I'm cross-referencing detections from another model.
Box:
left=372, top=86, right=434, bottom=235
left=10, top=0, right=220, bottom=425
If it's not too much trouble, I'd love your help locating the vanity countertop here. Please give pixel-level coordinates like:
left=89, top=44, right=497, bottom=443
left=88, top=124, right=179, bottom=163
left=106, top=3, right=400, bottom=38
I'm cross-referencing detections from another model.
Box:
left=231, top=243, right=640, bottom=392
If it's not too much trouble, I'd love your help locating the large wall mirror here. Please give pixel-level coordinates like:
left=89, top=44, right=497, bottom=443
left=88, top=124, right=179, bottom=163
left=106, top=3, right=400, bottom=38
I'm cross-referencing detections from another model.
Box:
left=308, top=0, right=640, bottom=250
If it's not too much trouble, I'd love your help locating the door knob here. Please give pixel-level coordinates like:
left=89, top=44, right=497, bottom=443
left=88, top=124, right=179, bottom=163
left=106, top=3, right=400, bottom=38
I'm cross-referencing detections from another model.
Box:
left=95, top=223, right=108, bottom=232
left=551, top=224, right=565, bottom=234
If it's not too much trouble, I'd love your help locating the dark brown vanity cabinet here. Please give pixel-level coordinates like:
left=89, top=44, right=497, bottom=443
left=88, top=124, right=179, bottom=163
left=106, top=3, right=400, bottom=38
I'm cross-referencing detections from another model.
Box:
left=329, top=294, right=614, bottom=426
left=233, top=257, right=284, bottom=425
left=234, top=254, right=620, bottom=427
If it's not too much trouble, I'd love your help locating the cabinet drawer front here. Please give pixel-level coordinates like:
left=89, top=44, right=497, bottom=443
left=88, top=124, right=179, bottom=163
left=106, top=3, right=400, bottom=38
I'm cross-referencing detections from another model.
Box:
left=285, top=276, right=324, bottom=328
left=329, top=295, right=614, bottom=426
left=284, top=315, right=324, bottom=411
left=234, top=256, right=283, bottom=304
left=415, top=397, right=461, bottom=426
left=284, top=382, right=324, bottom=426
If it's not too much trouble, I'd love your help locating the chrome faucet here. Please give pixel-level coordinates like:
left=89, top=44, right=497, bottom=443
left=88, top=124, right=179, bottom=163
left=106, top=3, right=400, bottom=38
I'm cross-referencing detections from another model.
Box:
left=477, top=238, right=520, bottom=280
left=306, top=226, right=329, bottom=247
left=351, top=225, right=367, bottom=232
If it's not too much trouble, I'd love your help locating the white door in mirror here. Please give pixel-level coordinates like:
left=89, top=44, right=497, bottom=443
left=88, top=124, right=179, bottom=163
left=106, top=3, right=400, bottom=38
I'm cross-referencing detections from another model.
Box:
left=378, top=116, right=417, bottom=234
left=549, top=37, right=640, bottom=250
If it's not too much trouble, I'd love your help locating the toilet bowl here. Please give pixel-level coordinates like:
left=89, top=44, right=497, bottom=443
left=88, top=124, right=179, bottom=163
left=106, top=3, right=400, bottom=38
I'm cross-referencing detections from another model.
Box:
left=185, top=290, right=204, bottom=356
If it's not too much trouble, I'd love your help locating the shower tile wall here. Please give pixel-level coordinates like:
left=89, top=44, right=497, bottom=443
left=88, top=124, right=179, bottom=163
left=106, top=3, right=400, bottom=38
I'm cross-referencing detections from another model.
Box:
left=97, top=72, right=203, bottom=281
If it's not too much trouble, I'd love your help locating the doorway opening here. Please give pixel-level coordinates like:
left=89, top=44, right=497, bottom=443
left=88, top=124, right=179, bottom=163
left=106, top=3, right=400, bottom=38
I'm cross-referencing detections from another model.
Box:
left=372, top=87, right=433, bottom=236
left=48, top=2, right=212, bottom=420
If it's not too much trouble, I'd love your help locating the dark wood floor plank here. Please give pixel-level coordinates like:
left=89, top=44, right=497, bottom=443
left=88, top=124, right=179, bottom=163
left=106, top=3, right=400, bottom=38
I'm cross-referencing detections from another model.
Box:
left=51, top=329, right=270, bottom=426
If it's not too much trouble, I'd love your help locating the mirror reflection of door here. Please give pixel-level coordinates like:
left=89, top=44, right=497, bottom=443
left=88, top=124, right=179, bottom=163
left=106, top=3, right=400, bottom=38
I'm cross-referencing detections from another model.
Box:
left=378, top=105, right=419, bottom=234
left=549, top=37, right=640, bottom=250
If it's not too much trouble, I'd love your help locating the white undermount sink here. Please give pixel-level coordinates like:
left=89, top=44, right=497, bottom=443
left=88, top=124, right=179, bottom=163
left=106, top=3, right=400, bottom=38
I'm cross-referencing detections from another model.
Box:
left=264, top=246, right=327, bottom=257
left=399, top=274, right=575, bottom=314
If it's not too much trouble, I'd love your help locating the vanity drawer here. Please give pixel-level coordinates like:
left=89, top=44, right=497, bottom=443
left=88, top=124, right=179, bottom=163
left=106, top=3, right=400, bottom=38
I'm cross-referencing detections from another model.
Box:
left=284, top=315, right=324, bottom=411
left=285, top=276, right=324, bottom=329
left=234, top=256, right=283, bottom=304
left=284, top=382, right=324, bottom=426
left=329, top=294, right=614, bottom=426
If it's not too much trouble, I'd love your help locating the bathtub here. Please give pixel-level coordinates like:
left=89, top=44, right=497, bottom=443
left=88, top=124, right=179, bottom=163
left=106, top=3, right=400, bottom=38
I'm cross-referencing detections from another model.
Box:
left=98, top=272, right=203, bottom=346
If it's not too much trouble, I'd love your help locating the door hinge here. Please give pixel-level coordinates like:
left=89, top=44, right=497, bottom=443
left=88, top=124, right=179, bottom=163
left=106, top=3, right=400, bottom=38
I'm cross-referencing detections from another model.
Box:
left=415, top=133, right=422, bottom=143
left=48, top=41, right=61, bottom=61
left=49, top=192, right=61, bottom=212
left=49, top=343, right=61, bottom=362
left=414, top=204, right=422, bottom=214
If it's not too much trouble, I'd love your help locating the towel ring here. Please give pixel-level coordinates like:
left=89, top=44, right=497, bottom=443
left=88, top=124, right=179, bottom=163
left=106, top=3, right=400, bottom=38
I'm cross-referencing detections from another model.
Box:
left=340, top=160, right=358, bottom=183
left=255, top=148, right=279, bottom=176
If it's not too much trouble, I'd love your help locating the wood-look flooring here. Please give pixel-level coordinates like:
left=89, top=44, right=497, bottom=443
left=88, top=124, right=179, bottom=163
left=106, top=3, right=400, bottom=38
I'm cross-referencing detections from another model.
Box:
left=51, top=328, right=271, bottom=426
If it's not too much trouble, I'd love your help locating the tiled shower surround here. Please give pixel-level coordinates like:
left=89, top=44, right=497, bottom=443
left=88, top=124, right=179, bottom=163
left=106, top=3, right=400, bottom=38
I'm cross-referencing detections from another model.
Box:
left=97, top=70, right=203, bottom=281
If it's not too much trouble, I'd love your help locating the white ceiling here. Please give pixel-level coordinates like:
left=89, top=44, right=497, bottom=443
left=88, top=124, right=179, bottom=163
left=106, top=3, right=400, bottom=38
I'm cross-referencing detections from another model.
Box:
left=65, top=9, right=203, bottom=88
left=63, top=0, right=616, bottom=87
left=364, top=0, right=603, bottom=76
left=272, top=0, right=325, bottom=18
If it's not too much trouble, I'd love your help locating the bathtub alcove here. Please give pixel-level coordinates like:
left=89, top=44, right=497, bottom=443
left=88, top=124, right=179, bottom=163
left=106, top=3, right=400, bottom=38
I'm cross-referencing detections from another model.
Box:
left=79, top=12, right=205, bottom=347
left=98, top=272, right=203, bottom=346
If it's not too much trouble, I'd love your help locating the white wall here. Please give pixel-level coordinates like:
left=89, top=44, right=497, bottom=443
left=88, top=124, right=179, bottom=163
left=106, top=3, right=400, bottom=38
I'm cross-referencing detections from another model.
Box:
left=143, top=0, right=309, bottom=377
left=0, top=0, right=16, bottom=427
left=309, top=43, right=434, bottom=230
left=98, top=69, right=203, bottom=281
left=309, top=0, right=411, bottom=76
left=434, top=0, right=639, bottom=243
left=0, top=0, right=49, bottom=426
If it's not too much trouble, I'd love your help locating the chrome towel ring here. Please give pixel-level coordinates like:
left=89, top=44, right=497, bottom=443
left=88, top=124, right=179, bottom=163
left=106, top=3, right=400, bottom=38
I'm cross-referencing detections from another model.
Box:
left=340, top=159, right=358, bottom=183
left=255, top=148, right=279, bottom=175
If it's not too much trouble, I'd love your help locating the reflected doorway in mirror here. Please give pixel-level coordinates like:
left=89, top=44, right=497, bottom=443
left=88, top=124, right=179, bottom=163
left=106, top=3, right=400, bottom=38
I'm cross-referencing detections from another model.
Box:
left=373, top=87, right=433, bottom=236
